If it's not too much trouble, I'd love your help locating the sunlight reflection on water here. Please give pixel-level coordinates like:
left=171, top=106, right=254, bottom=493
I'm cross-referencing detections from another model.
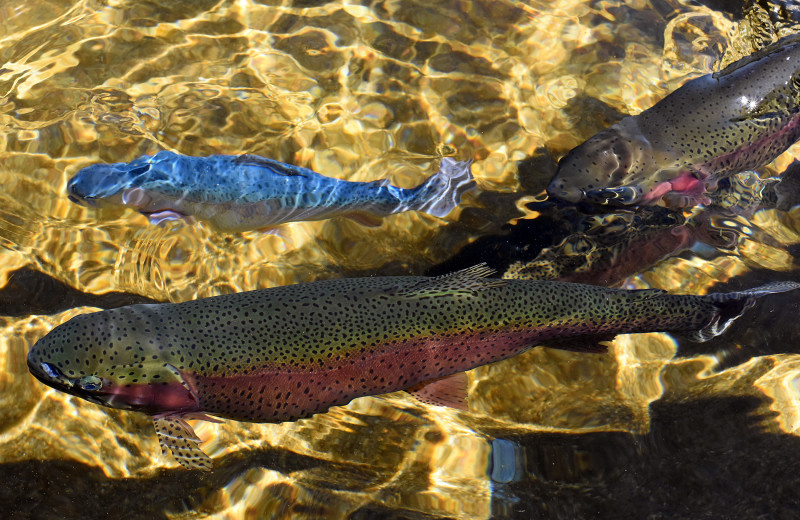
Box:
left=3, top=0, right=800, bottom=518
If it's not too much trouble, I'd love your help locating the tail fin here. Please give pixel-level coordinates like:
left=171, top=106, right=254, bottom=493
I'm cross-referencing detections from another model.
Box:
left=407, top=158, right=475, bottom=217
left=692, top=281, right=800, bottom=342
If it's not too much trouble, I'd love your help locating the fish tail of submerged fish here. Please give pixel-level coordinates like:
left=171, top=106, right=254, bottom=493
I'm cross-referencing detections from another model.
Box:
left=397, top=158, right=476, bottom=217
left=691, top=281, right=800, bottom=342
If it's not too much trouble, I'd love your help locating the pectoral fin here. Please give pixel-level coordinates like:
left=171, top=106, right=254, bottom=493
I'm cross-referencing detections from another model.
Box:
left=141, top=209, right=189, bottom=225
left=406, top=372, right=469, bottom=410
left=153, top=416, right=212, bottom=471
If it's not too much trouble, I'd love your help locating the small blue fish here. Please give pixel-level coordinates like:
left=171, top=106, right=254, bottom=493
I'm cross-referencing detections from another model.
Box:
left=67, top=151, right=474, bottom=231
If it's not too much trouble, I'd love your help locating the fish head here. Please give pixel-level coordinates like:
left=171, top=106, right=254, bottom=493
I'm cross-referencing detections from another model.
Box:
left=67, top=158, right=154, bottom=208
left=547, top=120, right=663, bottom=206
left=27, top=310, right=200, bottom=416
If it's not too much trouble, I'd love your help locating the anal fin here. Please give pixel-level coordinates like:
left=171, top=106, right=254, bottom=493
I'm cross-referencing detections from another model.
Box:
left=406, top=372, right=469, bottom=410
left=153, top=416, right=212, bottom=471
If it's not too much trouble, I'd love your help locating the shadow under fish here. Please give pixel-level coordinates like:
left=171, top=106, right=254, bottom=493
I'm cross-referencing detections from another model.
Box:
left=66, top=151, right=475, bottom=232
left=26, top=265, right=799, bottom=470
left=0, top=267, right=159, bottom=317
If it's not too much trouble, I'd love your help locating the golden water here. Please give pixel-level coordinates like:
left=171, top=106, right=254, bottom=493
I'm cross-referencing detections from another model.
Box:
left=3, top=0, right=800, bottom=518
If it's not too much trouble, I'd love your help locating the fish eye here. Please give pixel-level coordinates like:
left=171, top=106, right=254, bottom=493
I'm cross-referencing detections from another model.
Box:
left=41, top=362, right=63, bottom=379
left=76, top=375, right=103, bottom=392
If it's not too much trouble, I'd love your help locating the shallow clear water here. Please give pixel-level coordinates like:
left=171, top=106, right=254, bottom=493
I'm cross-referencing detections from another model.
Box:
left=3, top=0, right=800, bottom=518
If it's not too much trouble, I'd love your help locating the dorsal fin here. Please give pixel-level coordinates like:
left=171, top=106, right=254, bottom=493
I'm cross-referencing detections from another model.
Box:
left=233, top=154, right=310, bottom=177
left=387, top=264, right=505, bottom=298
left=371, top=178, right=392, bottom=187
left=627, top=288, right=668, bottom=300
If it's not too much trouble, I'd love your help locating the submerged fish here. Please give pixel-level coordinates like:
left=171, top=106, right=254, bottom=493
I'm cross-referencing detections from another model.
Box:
left=506, top=170, right=785, bottom=286
left=27, top=266, right=799, bottom=470
left=502, top=208, right=698, bottom=285
left=67, top=151, right=474, bottom=231
left=547, top=34, right=800, bottom=207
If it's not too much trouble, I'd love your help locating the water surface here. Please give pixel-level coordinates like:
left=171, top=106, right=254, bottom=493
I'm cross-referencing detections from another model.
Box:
left=2, top=0, right=800, bottom=518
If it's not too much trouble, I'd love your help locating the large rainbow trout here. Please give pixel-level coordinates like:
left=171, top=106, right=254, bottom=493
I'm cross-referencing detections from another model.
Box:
left=67, top=151, right=474, bottom=231
left=547, top=34, right=800, bottom=206
left=27, top=266, right=798, bottom=470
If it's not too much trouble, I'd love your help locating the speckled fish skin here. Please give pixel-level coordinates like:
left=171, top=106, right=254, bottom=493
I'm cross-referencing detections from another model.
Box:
left=28, top=267, right=799, bottom=422
left=26, top=267, right=800, bottom=469
left=548, top=33, right=800, bottom=206
left=67, top=151, right=474, bottom=231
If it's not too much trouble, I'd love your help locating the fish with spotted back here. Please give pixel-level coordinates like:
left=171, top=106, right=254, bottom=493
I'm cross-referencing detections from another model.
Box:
left=26, top=266, right=799, bottom=470
left=547, top=33, right=800, bottom=207
left=67, top=151, right=474, bottom=231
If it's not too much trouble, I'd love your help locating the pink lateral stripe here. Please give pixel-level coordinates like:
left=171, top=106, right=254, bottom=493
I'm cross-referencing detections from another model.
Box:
left=182, top=326, right=599, bottom=422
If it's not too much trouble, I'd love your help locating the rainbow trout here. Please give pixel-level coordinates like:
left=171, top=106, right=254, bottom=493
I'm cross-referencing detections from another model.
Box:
left=26, top=266, right=799, bottom=470
left=547, top=34, right=800, bottom=206
left=67, top=151, right=474, bottom=231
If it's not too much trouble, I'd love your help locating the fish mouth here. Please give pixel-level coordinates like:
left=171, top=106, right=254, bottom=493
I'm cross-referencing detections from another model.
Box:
left=584, top=186, right=642, bottom=205
left=546, top=181, right=585, bottom=203
left=26, top=358, right=125, bottom=409
left=66, top=185, right=97, bottom=207
left=547, top=180, right=644, bottom=206
left=27, top=359, right=72, bottom=393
